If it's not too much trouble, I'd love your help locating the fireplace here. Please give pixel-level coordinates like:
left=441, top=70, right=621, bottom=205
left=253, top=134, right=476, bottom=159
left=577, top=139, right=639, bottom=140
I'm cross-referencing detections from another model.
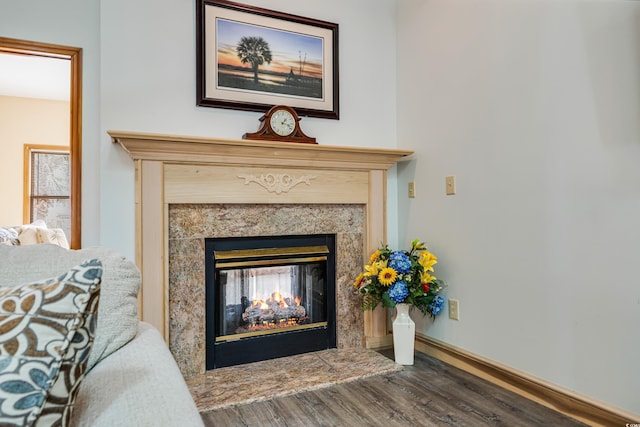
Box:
left=110, top=130, right=412, bottom=377
left=205, top=234, right=336, bottom=369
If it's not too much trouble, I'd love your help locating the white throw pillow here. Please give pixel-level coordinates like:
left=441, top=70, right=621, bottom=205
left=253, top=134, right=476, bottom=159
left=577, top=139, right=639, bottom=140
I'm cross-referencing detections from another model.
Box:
left=36, top=228, right=70, bottom=249
left=17, top=227, right=40, bottom=246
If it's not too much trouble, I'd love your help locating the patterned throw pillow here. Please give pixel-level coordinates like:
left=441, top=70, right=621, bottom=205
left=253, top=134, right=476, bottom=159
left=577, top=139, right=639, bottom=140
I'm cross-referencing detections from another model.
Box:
left=0, top=227, right=19, bottom=246
left=0, top=259, right=102, bottom=426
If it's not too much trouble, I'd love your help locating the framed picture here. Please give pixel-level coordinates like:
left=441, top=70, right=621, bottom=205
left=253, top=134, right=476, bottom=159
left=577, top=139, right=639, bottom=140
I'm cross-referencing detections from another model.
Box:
left=196, top=0, right=339, bottom=119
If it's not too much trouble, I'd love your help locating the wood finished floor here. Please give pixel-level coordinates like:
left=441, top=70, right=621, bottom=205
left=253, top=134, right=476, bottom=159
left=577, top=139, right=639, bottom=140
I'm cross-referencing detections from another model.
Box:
left=201, top=350, right=586, bottom=427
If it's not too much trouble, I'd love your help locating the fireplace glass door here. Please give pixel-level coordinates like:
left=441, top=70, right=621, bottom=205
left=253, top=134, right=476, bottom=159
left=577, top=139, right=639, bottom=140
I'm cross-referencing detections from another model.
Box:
left=206, top=235, right=336, bottom=369
left=217, top=252, right=327, bottom=340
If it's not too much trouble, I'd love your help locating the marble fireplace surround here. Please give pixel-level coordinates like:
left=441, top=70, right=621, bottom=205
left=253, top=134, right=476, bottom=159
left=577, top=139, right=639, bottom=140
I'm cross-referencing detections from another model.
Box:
left=110, top=131, right=412, bottom=377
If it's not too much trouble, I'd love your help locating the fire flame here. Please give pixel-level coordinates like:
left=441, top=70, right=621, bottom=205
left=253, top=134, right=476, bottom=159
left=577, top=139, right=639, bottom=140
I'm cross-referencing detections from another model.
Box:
left=240, top=290, right=309, bottom=334
left=250, top=291, right=301, bottom=310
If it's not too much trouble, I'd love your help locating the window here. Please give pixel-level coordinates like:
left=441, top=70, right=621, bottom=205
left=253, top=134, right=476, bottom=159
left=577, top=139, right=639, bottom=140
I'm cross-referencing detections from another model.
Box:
left=23, top=145, right=71, bottom=238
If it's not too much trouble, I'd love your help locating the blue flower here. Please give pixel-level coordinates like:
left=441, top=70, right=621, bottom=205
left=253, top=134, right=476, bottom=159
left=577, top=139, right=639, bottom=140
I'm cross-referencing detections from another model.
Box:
left=429, top=295, right=445, bottom=316
left=388, top=251, right=411, bottom=274
left=388, top=281, right=409, bottom=303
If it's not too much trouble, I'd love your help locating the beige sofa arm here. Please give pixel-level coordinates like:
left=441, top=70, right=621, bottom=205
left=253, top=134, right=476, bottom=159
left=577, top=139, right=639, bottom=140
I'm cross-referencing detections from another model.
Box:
left=72, top=322, right=204, bottom=427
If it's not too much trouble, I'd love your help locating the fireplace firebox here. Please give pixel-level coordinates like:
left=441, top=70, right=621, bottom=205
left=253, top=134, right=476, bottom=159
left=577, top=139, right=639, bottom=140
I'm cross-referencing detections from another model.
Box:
left=205, top=234, right=336, bottom=369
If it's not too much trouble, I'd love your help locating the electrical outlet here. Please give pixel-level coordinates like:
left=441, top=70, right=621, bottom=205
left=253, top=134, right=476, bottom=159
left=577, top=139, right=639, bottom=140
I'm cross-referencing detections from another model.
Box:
left=449, top=299, right=460, bottom=320
left=408, top=182, right=416, bottom=198
left=446, top=175, right=456, bottom=195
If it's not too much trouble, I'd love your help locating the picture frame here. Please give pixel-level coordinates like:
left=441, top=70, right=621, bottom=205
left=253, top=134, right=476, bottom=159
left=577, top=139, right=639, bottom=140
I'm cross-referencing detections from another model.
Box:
left=196, top=0, right=339, bottom=119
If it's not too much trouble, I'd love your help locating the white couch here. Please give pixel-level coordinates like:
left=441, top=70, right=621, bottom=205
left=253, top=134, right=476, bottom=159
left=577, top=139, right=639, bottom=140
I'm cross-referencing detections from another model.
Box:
left=0, top=244, right=204, bottom=427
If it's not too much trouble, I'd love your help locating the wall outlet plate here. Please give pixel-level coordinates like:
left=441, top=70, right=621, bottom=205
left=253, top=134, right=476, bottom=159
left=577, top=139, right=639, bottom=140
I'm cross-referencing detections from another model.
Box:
left=449, top=298, right=460, bottom=320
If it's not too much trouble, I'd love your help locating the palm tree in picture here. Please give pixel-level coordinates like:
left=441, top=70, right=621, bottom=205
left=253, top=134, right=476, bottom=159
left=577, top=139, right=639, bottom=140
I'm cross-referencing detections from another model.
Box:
left=236, top=36, right=273, bottom=84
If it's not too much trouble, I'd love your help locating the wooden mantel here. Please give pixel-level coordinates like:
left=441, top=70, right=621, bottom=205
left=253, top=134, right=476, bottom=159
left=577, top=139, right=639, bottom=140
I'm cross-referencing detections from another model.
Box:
left=110, top=130, right=412, bottom=347
left=109, top=130, right=411, bottom=170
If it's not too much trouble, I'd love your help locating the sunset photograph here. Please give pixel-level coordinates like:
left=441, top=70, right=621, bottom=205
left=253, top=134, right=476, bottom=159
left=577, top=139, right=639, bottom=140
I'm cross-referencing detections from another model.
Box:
left=215, top=18, right=324, bottom=100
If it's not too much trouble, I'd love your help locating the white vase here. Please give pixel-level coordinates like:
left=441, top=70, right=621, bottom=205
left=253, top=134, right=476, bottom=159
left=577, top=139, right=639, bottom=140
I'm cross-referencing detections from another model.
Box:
left=392, top=303, right=415, bottom=365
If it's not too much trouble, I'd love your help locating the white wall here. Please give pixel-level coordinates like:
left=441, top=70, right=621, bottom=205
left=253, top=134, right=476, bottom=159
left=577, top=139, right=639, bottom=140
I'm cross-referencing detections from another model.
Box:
left=397, top=0, right=640, bottom=415
left=100, top=0, right=399, bottom=258
left=0, top=0, right=102, bottom=246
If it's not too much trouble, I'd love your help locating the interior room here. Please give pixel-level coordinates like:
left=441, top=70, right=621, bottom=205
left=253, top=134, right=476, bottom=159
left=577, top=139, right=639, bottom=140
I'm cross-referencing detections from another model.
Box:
left=0, top=53, right=72, bottom=238
left=1, top=0, right=639, bottom=425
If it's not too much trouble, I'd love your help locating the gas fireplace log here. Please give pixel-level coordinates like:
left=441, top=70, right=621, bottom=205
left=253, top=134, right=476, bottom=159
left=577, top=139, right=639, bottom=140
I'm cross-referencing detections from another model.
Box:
left=241, top=303, right=306, bottom=324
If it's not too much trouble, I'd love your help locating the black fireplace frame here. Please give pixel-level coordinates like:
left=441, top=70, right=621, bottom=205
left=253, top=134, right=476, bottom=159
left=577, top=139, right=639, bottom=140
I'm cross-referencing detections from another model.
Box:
left=205, top=234, right=337, bottom=369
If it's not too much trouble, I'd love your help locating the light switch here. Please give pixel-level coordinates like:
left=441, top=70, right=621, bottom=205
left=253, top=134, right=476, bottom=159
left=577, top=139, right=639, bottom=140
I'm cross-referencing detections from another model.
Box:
left=408, top=182, right=416, bottom=198
left=446, top=175, right=456, bottom=195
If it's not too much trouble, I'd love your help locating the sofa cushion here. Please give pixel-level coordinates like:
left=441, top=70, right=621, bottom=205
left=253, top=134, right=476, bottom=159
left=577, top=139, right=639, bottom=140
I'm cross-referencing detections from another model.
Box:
left=0, top=245, right=140, bottom=371
left=0, top=259, right=101, bottom=426
left=72, top=322, right=205, bottom=427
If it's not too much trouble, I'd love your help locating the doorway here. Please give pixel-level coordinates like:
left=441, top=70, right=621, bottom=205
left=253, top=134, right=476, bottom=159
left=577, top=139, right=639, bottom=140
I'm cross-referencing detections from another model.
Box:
left=0, top=37, right=82, bottom=248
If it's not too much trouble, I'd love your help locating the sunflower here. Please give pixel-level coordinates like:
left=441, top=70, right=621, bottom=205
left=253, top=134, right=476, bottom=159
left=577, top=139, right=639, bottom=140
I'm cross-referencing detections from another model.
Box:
left=368, top=250, right=381, bottom=264
left=378, top=267, right=397, bottom=286
left=353, top=273, right=365, bottom=289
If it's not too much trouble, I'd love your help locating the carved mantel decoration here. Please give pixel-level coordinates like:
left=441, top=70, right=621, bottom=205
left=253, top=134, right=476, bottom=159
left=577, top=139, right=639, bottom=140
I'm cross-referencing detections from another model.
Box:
left=109, top=130, right=413, bottom=350
left=237, top=173, right=317, bottom=194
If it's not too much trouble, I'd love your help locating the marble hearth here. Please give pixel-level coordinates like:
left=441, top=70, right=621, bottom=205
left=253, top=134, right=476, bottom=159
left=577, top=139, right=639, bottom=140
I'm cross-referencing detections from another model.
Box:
left=110, top=131, right=412, bottom=377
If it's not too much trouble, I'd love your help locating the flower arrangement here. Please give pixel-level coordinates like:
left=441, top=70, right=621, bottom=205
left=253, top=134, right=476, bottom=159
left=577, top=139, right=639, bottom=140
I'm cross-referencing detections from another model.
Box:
left=354, top=239, right=446, bottom=318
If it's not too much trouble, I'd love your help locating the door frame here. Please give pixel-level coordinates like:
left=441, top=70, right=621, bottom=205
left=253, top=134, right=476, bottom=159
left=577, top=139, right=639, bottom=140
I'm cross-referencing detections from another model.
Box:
left=0, top=37, right=82, bottom=248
